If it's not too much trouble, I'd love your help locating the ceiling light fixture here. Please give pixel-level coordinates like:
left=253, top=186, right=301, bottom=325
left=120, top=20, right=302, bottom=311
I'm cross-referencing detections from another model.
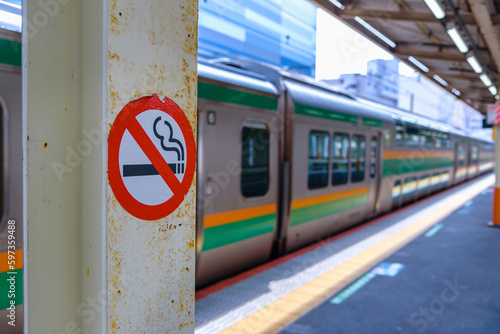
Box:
left=446, top=26, right=468, bottom=53
left=433, top=75, right=448, bottom=87
left=466, top=55, right=483, bottom=73
left=451, top=88, right=461, bottom=96
left=408, top=56, right=429, bottom=72
left=480, top=74, right=492, bottom=86
left=355, top=16, right=396, bottom=48
left=489, top=86, right=497, bottom=96
left=329, top=0, right=345, bottom=10
left=423, top=0, right=446, bottom=19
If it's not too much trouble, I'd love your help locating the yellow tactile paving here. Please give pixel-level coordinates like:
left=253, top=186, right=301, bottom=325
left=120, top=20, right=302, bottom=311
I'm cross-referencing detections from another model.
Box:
left=221, top=176, right=493, bottom=334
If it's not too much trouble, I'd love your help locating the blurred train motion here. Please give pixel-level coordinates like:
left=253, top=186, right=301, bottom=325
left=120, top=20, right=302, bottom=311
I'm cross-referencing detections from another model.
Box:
left=0, top=28, right=23, bottom=334
left=0, top=28, right=495, bottom=334
left=195, top=58, right=494, bottom=288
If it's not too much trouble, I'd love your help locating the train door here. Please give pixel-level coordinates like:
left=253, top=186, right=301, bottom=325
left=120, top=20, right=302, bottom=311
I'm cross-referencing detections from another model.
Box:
left=196, top=102, right=279, bottom=287
left=469, top=144, right=479, bottom=177
left=453, top=142, right=466, bottom=183
left=366, top=133, right=382, bottom=215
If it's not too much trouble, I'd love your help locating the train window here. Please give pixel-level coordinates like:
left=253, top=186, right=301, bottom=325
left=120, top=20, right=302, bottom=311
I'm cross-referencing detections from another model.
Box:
left=457, top=144, right=466, bottom=167
left=385, top=129, right=391, bottom=147
left=471, top=145, right=479, bottom=164
left=421, top=129, right=433, bottom=148
left=351, top=134, right=365, bottom=183
left=308, top=131, right=330, bottom=189
left=405, top=123, right=419, bottom=147
left=395, top=120, right=404, bottom=146
left=370, top=136, right=377, bottom=178
left=419, top=131, right=426, bottom=147
left=332, top=133, right=349, bottom=186
left=443, top=133, right=451, bottom=149
left=434, top=132, right=442, bottom=149
left=241, top=122, right=270, bottom=198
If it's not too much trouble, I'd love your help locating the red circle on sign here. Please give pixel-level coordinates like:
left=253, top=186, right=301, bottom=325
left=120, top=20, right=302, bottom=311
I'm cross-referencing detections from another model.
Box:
left=108, top=94, right=196, bottom=220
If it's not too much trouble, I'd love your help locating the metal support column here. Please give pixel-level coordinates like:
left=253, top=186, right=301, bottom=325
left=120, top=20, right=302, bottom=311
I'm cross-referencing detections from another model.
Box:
left=493, top=124, right=500, bottom=225
left=23, top=1, right=198, bottom=333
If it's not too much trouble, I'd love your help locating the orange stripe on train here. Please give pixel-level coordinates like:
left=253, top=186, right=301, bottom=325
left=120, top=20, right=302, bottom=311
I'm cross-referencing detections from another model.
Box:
left=204, top=203, right=277, bottom=228
left=291, top=186, right=368, bottom=210
left=0, top=250, right=23, bottom=273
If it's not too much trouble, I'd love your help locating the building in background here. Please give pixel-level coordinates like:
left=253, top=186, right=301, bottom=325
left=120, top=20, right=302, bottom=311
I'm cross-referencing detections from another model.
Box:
left=322, top=58, right=486, bottom=132
left=198, top=0, right=317, bottom=76
left=323, top=59, right=399, bottom=108
left=398, top=73, right=455, bottom=121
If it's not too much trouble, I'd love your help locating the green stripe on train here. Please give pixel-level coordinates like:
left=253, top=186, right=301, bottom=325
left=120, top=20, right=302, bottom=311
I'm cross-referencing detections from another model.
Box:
left=295, top=103, right=357, bottom=124
left=290, top=193, right=368, bottom=227
left=362, top=117, right=383, bottom=127
left=202, top=214, right=276, bottom=251
left=0, top=38, right=21, bottom=67
left=198, top=82, right=278, bottom=110
left=0, top=269, right=22, bottom=310
left=382, top=157, right=454, bottom=176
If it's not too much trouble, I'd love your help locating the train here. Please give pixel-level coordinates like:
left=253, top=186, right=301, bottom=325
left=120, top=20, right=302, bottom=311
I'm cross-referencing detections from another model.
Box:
left=195, top=58, right=494, bottom=288
left=0, top=28, right=23, bottom=334
left=0, top=27, right=495, bottom=332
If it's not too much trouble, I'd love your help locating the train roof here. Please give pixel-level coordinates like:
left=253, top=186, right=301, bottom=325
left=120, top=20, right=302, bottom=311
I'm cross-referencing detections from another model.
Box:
left=197, top=58, right=494, bottom=144
left=198, top=58, right=278, bottom=97
left=358, top=98, right=494, bottom=144
left=283, top=79, right=393, bottom=124
left=204, top=58, right=393, bottom=125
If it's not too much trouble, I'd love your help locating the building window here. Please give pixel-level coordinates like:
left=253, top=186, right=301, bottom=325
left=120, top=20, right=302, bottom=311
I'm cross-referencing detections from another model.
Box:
left=241, top=121, right=270, bottom=197
left=332, top=133, right=349, bottom=185
left=308, top=131, right=329, bottom=189
left=351, top=134, right=366, bottom=183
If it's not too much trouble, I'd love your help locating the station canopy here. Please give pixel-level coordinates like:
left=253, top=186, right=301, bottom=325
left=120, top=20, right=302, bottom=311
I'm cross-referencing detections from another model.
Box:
left=311, top=0, right=500, bottom=114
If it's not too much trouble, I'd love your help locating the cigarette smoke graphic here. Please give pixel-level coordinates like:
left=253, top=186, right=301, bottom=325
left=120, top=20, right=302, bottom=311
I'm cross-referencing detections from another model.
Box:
left=153, top=116, right=185, bottom=162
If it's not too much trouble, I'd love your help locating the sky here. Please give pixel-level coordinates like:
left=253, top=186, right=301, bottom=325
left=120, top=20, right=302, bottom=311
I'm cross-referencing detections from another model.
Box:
left=315, top=9, right=416, bottom=80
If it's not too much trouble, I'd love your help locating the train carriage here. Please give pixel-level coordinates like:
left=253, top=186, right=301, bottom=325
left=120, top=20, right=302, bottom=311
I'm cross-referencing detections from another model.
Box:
left=195, top=58, right=495, bottom=288
left=280, top=78, right=392, bottom=252
left=196, top=60, right=282, bottom=287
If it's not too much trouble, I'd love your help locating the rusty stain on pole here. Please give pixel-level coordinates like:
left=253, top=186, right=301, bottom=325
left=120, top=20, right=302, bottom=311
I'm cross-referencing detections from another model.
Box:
left=106, top=0, right=198, bottom=332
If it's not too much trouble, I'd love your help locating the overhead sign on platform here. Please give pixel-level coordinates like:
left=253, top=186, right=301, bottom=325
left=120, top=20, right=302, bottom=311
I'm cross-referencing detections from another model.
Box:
left=108, top=94, right=196, bottom=220
left=487, top=103, right=500, bottom=125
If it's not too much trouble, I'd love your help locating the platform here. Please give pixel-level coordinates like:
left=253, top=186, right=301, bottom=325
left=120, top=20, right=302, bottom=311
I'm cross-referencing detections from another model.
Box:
left=195, top=174, right=499, bottom=334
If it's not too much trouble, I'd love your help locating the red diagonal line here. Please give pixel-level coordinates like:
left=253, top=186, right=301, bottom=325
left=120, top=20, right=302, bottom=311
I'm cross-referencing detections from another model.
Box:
left=127, top=118, right=182, bottom=193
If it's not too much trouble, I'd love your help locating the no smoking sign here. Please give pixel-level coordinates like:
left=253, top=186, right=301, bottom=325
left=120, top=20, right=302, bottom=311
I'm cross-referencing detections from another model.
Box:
left=108, top=94, right=196, bottom=220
